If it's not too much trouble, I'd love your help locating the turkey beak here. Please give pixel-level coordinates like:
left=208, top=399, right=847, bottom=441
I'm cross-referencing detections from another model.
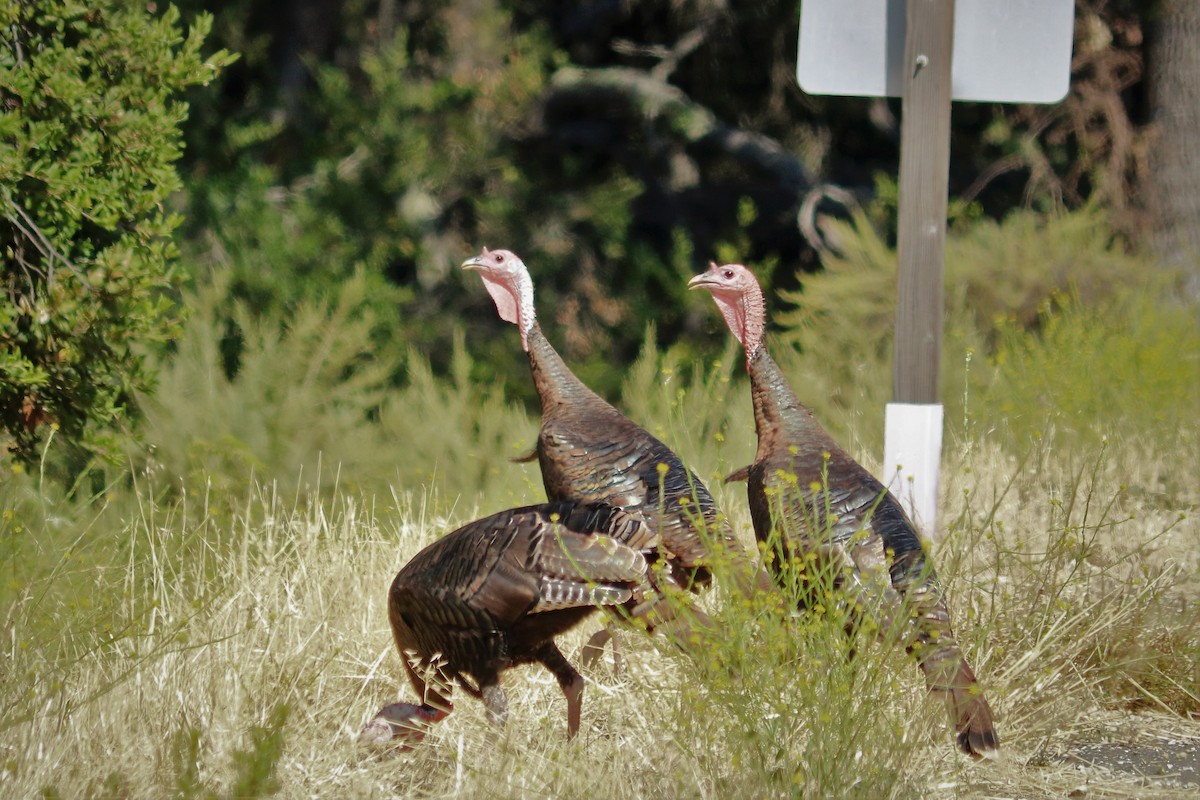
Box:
left=687, top=273, right=715, bottom=291
left=461, top=255, right=486, bottom=272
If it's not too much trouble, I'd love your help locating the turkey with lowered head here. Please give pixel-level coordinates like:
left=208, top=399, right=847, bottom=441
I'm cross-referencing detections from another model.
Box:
left=360, top=501, right=655, bottom=746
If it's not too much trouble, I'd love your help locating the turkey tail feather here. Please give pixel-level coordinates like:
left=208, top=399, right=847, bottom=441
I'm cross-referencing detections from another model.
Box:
left=931, top=658, right=1000, bottom=759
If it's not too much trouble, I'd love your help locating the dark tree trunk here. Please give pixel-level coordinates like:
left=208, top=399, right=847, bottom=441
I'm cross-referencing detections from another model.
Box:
left=1146, top=0, right=1200, bottom=298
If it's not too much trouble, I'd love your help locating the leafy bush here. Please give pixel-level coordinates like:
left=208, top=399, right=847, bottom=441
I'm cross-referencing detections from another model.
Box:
left=138, top=266, right=539, bottom=510
left=139, top=268, right=396, bottom=503
left=984, top=289, right=1199, bottom=449
left=0, top=1, right=231, bottom=468
left=771, top=205, right=1181, bottom=455
left=178, top=16, right=561, bottom=397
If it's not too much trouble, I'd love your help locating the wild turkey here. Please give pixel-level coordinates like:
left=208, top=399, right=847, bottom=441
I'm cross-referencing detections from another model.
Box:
left=688, top=261, right=999, bottom=758
left=360, top=501, right=656, bottom=746
left=461, top=247, right=767, bottom=657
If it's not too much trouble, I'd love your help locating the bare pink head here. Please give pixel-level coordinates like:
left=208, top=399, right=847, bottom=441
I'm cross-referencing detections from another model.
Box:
left=687, top=262, right=766, bottom=360
left=462, top=247, right=537, bottom=350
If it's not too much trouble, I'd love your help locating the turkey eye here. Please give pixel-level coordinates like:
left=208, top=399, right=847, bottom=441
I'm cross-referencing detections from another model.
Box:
left=494, top=254, right=503, bottom=262
left=723, top=269, right=734, bottom=279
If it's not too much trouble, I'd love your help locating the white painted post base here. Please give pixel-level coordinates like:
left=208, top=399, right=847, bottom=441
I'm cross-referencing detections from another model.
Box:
left=883, top=402, right=944, bottom=541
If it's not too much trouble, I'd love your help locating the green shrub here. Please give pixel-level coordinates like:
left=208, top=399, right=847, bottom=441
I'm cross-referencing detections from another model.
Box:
left=0, top=1, right=232, bottom=469
left=771, top=205, right=1188, bottom=458
left=139, top=268, right=396, bottom=503
left=138, top=266, right=539, bottom=510
left=982, top=288, right=1200, bottom=480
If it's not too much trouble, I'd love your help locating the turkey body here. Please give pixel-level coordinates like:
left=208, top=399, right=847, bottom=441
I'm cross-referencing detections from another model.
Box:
left=527, top=324, right=740, bottom=591
left=743, top=347, right=929, bottom=603
left=361, top=501, right=654, bottom=744
left=690, top=262, right=999, bottom=758
left=462, top=247, right=764, bottom=639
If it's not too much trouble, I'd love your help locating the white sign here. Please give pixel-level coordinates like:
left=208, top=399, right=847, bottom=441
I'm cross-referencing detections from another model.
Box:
left=797, top=0, right=1075, bottom=104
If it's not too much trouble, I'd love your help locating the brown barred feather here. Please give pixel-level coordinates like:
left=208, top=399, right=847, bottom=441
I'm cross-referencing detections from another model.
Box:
left=361, top=501, right=655, bottom=746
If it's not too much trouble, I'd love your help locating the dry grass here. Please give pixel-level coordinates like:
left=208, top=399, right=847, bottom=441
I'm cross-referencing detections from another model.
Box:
left=1, top=423, right=1196, bottom=798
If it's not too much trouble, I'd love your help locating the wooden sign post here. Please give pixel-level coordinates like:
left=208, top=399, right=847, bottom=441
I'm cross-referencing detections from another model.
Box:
left=887, top=0, right=955, bottom=536
left=798, top=0, right=1075, bottom=538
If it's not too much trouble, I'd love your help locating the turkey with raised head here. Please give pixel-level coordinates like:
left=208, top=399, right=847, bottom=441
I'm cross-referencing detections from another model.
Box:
left=688, top=261, right=999, bottom=759
left=462, top=247, right=768, bottom=657
left=360, top=501, right=655, bottom=746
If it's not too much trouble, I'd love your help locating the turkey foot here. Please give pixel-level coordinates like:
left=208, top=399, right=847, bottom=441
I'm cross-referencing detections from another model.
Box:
left=359, top=702, right=448, bottom=748
left=579, top=626, right=624, bottom=675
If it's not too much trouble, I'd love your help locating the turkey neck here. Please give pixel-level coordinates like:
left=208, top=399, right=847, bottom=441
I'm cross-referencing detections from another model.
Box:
left=747, top=346, right=839, bottom=464
left=526, top=324, right=610, bottom=418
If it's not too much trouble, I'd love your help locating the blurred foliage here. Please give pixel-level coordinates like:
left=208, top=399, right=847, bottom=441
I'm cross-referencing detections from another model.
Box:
left=140, top=267, right=396, bottom=503
left=770, top=204, right=1185, bottom=454
left=138, top=264, right=538, bottom=508
left=784, top=204, right=1158, bottom=358
left=2, top=0, right=1187, bottom=486
left=162, top=0, right=1174, bottom=408
left=985, top=287, right=1200, bottom=470
left=172, top=1, right=738, bottom=402
left=123, top=202, right=1196, bottom=517
left=0, top=1, right=232, bottom=471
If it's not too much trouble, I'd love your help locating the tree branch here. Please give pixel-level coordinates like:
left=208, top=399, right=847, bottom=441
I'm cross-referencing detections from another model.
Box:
left=545, top=66, right=814, bottom=197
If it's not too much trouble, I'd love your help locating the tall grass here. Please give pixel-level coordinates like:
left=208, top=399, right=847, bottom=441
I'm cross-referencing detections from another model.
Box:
left=3, top=340, right=1196, bottom=797
left=3, top=423, right=1194, bottom=797
left=2, top=213, right=1197, bottom=796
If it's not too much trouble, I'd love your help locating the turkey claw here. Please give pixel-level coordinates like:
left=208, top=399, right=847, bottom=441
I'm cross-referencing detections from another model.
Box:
left=359, top=702, right=446, bottom=748
left=580, top=627, right=623, bottom=676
